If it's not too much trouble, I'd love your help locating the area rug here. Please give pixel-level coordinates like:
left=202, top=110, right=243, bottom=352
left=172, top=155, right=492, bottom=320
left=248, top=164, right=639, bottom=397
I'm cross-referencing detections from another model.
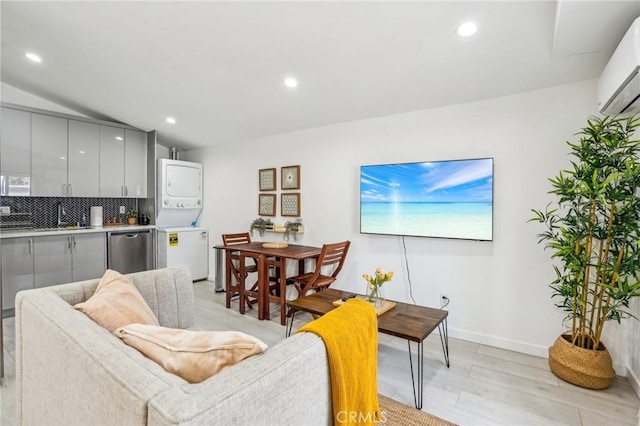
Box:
left=377, top=394, right=456, bottom=426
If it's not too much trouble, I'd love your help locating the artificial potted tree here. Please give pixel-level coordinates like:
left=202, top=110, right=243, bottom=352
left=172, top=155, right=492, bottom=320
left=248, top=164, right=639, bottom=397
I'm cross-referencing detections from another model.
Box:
left=530, top=115, right=640, bottom=389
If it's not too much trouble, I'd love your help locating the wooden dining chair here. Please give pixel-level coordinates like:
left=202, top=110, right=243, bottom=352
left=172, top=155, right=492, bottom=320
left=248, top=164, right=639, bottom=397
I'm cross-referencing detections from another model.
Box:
left=222, top=232, right=278, bottom=314
left=238, top=251, right=267, bottom=317
left=222, top=233, right=260, bottom=312
left=289, top=240, right=351, bottom=300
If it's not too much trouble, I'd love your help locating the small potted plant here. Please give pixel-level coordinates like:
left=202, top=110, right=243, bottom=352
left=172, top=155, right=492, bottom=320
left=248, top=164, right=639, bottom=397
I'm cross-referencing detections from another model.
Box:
left=283, top=219, right=303, bottom=242
left=250, top=218, right=273, bottom=237
left=126, top=210, right=138, bottom=225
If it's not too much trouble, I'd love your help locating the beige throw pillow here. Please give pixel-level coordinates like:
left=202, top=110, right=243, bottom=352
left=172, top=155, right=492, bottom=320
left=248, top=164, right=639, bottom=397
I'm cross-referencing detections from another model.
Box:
left=74, top=269, right=159, bottom=332
left=115, top=323, right=268, bottom=383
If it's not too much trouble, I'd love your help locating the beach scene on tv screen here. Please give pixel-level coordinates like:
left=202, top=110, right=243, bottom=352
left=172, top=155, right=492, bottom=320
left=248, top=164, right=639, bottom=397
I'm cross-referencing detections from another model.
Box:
left=360, top=158, right=493, bottom=240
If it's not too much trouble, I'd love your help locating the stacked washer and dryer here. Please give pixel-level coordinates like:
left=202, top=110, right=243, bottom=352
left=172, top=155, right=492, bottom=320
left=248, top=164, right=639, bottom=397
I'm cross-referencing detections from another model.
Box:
left=155, top=158, right=209, bottom=281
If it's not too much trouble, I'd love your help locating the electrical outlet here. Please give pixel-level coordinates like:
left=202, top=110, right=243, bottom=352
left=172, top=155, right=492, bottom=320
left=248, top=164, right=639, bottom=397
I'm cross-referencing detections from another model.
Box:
left=440, top=293, right=450, bottom=308
left=119, top=206, right=126, bottom=214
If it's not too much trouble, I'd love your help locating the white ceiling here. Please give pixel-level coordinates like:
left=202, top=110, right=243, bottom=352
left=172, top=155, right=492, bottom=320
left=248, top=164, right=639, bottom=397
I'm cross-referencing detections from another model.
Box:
left=1, top=1, right=639, bottom=149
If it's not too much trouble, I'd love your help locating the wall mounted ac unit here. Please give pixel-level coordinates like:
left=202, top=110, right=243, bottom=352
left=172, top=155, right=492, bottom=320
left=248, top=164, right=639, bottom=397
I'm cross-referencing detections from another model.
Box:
left=597, top=17, right=640, bottom=115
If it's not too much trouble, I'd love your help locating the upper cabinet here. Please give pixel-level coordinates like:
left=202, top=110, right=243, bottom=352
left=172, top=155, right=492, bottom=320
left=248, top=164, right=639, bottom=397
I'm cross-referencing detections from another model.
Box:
left=0, top=107, right=31, bottom=196
left=31, top=113, right=68, bottom=197
left=99, top=127, right=147, bottom=198
left=68, top=120, right=100, bottom=197
left=125, top=129, right=147, bottom=198
left=1, top=104, right=148, bottom=199
left=99, top=125, right=126, bottom=197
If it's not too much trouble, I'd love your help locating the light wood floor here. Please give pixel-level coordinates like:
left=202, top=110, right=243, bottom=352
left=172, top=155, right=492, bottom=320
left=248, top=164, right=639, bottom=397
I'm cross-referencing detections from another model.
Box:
left=1, top=280, right=639, bottom=425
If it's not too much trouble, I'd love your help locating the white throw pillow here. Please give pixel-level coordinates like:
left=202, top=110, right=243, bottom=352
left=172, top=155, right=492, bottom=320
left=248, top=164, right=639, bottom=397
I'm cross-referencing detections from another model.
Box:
left=115, top=323, right=268, bottom=383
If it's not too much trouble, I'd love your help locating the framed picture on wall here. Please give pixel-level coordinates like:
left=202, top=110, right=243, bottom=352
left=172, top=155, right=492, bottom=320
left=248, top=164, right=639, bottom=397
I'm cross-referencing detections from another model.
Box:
left=259, top=168, right=276, bottom=191
left=281, top=193, right=300, bottom=217
left=259, top=194, right=276, bottom=216
left=281, top=165, right=300, bottom=190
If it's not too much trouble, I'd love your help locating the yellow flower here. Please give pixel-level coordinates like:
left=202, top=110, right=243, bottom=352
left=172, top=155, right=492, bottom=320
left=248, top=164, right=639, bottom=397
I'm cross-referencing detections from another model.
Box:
left=362, top=268, right=393, bottom=289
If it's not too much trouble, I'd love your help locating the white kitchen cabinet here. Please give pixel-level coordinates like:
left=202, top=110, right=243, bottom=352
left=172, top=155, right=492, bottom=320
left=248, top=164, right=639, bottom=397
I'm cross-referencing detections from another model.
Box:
left=33, top=233, right=106, bottom=289
left=31, top=113, right=68, bottom=197
left=124, top=129, right=147, bottom=197
left=68, top=120, right=100, bottom=197
left=34, top=235, right=73, bottom=288
left=0, top=107, right=31, bottom=196
left=1, top=237, right=34, bottom=312
left=99, top=125, right=126, bottom=197
left=100, top=126, right=147, bottom=198
left=71, top=233, right=106, bottom=281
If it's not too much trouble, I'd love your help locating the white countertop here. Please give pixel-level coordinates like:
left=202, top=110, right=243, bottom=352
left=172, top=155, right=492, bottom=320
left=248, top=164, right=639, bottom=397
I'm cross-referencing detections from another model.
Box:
left=0, top=225, right=156, bottom=239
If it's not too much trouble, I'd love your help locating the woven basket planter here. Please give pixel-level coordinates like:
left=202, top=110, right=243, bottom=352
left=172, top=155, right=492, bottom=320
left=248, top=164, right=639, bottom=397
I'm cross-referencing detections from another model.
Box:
left=548, top=334, right=615, bottom=390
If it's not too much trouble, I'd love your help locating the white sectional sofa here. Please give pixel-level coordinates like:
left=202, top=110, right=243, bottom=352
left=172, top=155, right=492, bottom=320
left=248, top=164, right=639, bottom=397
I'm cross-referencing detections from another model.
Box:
left=15, top=266, right=331, bottom=425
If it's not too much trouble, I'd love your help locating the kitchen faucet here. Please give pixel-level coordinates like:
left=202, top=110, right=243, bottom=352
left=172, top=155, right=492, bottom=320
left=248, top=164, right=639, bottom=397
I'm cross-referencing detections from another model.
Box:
left=57, top=202, right=68, bottom=228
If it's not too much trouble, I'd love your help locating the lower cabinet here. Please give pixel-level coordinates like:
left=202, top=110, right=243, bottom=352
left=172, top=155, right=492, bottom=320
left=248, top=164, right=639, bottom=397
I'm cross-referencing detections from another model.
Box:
left=1, top=237, right=34, bottom=312
left=35, top=233, right=107, bottom=288
left=71, top=233, right=107, bottom=282
left=2, top=233, right=107, bottom=314
left=34, top=235, right=73, bottom=288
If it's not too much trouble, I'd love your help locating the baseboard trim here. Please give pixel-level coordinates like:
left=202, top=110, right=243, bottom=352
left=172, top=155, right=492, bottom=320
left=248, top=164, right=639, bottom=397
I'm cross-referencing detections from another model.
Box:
left=627, top=365, right=640, bottom=399
left=446, top=328, right=628, bottom=378
left=447, top=327, right=549, bottom=358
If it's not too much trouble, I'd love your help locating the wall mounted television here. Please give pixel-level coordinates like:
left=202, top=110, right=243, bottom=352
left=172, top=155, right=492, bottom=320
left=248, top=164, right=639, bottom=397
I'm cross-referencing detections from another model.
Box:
left=360, top=158, right=493, bottom=241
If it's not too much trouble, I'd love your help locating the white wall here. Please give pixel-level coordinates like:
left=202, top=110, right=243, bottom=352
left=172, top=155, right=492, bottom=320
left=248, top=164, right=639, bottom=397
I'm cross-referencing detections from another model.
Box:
left=186, top=79, right=639, bottom=378
left=1, top=82, right=89, bottom=116
left=630, top=297, right=640, bottom=397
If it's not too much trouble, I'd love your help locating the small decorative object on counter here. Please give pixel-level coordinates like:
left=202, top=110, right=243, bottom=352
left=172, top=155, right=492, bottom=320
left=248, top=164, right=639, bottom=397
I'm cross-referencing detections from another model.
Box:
left=126, top=210, right=138, bottom=225
left=363, top=267, right=393, bottom=308
left=139, top=214, right=150, bottom=225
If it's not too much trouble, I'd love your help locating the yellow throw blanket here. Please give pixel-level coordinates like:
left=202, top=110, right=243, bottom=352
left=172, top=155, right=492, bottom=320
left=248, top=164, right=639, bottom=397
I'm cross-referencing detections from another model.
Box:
left=298, top=299, right=380, bottom=425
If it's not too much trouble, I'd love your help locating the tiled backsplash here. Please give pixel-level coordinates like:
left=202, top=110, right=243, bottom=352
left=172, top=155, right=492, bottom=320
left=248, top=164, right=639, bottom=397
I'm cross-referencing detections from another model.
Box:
left=0, top=197, right=138, bottom=229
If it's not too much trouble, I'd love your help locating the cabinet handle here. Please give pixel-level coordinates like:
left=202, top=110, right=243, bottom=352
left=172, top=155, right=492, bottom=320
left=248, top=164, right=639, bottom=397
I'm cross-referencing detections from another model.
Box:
left=68, top=183, right=73, bottom=196
left=68, top=236, right=72, bottom=249
left=28, top=239, right=32, bottom=254
left=73, top=236, right=77, bottom=249
left=62, top=184, right=67, bottom=196
left=125, top=186, right=129, bottom=197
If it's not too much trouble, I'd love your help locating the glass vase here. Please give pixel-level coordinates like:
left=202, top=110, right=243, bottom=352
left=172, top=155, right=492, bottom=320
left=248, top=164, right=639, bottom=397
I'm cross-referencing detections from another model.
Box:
left=367, top=285, right=385, bottom=308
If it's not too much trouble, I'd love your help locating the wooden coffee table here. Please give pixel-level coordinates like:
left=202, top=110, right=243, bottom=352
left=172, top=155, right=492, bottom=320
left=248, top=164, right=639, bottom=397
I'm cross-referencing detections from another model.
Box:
left=286, top=288, right=449, bottom=410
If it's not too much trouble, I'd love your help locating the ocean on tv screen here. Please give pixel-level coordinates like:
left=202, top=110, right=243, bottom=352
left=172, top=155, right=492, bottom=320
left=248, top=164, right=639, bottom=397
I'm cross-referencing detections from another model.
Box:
left=360, top=158, right=493, bottom=240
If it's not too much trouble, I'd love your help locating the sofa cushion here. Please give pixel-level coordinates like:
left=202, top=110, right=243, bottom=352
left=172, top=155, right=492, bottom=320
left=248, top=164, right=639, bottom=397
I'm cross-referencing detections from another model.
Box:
left=74, top=269, right=160, bottom=332
left=115, top=323, right=268, bottom=383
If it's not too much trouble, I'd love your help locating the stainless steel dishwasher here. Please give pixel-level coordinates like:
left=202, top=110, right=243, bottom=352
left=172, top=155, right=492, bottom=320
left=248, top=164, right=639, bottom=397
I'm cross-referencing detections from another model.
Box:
left=107, top=230, right=153, bottom=274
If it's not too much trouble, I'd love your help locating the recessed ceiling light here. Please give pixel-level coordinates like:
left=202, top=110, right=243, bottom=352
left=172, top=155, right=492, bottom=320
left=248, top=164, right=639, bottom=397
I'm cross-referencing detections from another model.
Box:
left=284, top=77, right=298, bottom=88
left=78, top=150, right=86, bottom=154
left=25, top=52, right=42, bottom=63
left=166, top=117, right=176, bottom=124
left=115, top=136, right=123, bottom=141
left=456, top=22, right=478, bottom=37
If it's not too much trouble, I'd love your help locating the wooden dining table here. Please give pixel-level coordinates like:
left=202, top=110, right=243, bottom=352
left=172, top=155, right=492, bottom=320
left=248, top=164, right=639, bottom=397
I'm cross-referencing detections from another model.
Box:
left=215, top=242, right=322, bottom=325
